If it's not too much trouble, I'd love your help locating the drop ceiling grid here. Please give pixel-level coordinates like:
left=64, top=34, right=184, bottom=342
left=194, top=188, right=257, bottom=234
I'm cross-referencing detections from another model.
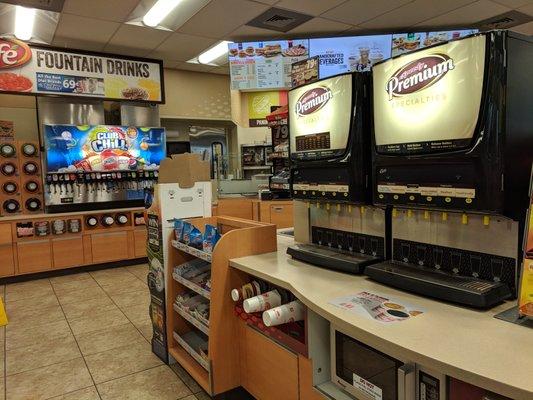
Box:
left=42, top=0, right=532, bottom=74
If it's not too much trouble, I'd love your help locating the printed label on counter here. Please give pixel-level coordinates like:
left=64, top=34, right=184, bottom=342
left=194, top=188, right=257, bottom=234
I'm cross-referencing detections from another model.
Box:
left=353, top=373, right=383, bottom=400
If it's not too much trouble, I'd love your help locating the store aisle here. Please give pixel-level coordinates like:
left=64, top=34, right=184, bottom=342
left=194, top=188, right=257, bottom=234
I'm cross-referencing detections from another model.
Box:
left=0, top=265, right=211, bottom=400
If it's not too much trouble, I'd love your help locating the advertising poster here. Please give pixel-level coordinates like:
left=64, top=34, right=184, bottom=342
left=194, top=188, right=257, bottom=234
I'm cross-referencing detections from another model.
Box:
left=0, top=120, right=14, bottom=139
left=0, top=37, right=163, bottom=102
left=519, top=169, right=533, bottom=317
left=392, top=29, right=477, bottom=57
left=309, top=34, right=392, bottom=79
left=247, top=91, right=288, bottom=127
left=229, top=39, right=309, bottom=90
left=291, top=56, right=319, bottom=88
left=44, top=125, right=165, bottom=173
left=329, top=291, right=424, bottom=323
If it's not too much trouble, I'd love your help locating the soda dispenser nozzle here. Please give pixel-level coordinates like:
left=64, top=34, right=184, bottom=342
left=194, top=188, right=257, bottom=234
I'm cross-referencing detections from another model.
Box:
left=326, top=203, right=330, bottom=211
left=442, top=212, right=448, bottom=221
left=424, top=211, right=430, bottom=220
left=392, top=208, right=398, bottom=218
left=336, top=204, right=341, bottom=212
left=483, top=215, right=490, bottom=226
left=348, top=204, right=352, bottom=213
left=407, top=209, right=413, bottom=218
left=462, top=213, right=468, bottom=225
left=360, top=206, right=366, bottom=215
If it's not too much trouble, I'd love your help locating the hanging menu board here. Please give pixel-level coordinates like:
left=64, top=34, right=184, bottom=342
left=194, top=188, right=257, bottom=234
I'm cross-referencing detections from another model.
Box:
left=391, top=29, right=477, bottom=57
left=229, top=40, right=309, bottom=90
left=0, top=37, right=164, bottom=102
left=309, top=34, right=392, bottom=79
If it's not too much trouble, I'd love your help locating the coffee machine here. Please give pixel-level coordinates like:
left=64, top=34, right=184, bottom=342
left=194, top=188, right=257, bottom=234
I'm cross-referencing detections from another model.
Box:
left=287, top=72, right=387, bottom=274
left=365, top=31, right=533, bottom=308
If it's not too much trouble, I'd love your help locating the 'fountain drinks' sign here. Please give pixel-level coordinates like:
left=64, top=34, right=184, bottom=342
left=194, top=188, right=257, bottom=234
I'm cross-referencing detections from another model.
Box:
left=373, top=35, right=486, bottom=154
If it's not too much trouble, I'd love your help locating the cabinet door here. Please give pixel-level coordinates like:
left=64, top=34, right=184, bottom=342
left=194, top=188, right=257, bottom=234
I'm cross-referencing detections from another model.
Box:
left=241, top=325, right=299, bottom=400
left=91, top=231, right=129, bottom=263
left=0, top=224, right=12, bottom=245
left=134, top=229, right=147, bottom=258
left=270, top=204, right=294, bottom=229
left=52, top=236, right=84, bottom=269
left=17, top=240, right=52, bottom=274
left=0, top=244, right=15, bottom=277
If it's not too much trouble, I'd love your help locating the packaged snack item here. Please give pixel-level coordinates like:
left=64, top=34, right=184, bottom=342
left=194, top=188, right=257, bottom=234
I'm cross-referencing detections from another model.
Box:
left=203, top=224, right=221, bottom=253
left=189, top=227, right=203, bottom=249
left=173, top=219, right=185, bottom=241
left=181, top=221, right=194, bottom=244
left=174, top=259, right=210, bottom=279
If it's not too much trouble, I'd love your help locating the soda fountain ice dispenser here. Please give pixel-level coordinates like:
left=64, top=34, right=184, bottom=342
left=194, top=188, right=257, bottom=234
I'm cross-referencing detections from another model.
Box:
left=365, top=31, right=533, bottom=308
left=287, top=73, right=387, bottom=274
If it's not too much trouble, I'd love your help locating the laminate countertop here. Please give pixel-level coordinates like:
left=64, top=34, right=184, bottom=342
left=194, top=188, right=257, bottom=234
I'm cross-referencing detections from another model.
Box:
left=230, top=235, right=532, bottom=400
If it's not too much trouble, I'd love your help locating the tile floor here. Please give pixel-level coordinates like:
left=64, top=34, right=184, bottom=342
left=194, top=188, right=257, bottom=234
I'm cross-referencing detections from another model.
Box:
left=0, top=264, right=212, bottom=400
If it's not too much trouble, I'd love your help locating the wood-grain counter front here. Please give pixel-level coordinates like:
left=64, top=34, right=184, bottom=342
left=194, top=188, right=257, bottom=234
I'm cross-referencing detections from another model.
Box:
left=0, top=207, right=147, bottom=278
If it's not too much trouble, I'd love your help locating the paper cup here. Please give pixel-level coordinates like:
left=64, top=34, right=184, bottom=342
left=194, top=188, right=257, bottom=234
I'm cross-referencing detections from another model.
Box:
left=243, top=290, right=281, bottom=313
left=262, top=300, right=305, bottom=327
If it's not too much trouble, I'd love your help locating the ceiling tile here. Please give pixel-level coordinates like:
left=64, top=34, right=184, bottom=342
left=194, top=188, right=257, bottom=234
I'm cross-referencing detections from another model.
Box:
left=102, top=44, right=151, bottom=58
left=149, top=33, right=217, bottom=62
left=276, top=0, right=346, bottom=16
left=519, top=3, right=533, bottom=15
left=511, top=20, right=533, bottom=33
left=286, top=17, right=352, bottom=36
left=107, top=24, right=171, bottom=50
left=226, top=24, right=281, bottom=41
left=322, top=0, right=413, bottom=25
left=178, top=0, right=270, bottom=38
left=166, top=61, right=217, bottom=73
left=492, top=0, right=533, bottom=8
left=360, top=0, right=475, bottom=29
left=51, top=37, right=107, bottom=52
left=54, top=14, right=120, bottom=44
left=416, top=0, right=511, bottom=27
left=62, top=0, right=140, bottom=22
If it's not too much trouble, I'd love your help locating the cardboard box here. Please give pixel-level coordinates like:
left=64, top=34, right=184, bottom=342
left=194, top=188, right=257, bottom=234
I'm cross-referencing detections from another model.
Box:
left=158, top=153, right=210, bottom=187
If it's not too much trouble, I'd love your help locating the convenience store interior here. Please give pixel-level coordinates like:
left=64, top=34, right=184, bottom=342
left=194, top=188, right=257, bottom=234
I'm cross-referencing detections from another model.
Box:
left=0, top=1, right=532, bottom=400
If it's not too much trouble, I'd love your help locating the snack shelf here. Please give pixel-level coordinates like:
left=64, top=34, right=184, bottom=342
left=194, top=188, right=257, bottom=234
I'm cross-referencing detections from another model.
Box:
left=172, top=240, right=212, bottom=262
left=173, top=272, right=211, bottom=300
left=173, top=302, right=210, bottom=335
left=172, top=331, right=210, bottom=371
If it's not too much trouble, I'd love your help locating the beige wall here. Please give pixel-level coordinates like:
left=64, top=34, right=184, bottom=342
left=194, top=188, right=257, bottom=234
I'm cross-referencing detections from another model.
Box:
left=0, top=94, right=38, bottom=141
left=160, top=69, right=231, bottom=120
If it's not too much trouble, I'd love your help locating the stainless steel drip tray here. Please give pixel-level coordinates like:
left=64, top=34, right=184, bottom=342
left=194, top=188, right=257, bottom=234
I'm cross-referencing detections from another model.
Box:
left=287, top=243, right=381, bottom=274
left=365, top=261, right=512, bottom=309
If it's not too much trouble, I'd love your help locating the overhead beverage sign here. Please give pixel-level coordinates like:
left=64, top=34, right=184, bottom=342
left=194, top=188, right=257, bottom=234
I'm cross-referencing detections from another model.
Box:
left=373, top=35, right=486, bottom=154
left=229, top=40, right=309, bottom=90
left=44, top=125, right=166, bottom=173
left=0, top=37, right=164, bottom=102
left=309, top=34, right=392, bottom=79
left=391, top=29, right=477, bottom=57
left=289, top=74, right=352, bottom=160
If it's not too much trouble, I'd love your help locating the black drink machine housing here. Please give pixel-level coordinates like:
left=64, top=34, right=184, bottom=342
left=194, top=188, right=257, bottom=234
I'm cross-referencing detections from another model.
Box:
left=287, top=72, right=387, bottom=274
left=366, top=31, right=533, bottom=308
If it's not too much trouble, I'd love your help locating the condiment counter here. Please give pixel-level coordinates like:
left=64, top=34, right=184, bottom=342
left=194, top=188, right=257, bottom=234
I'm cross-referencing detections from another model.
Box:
left=230, top=235, right=533, bottom=400
left=0, top=207, right=147, bottom=278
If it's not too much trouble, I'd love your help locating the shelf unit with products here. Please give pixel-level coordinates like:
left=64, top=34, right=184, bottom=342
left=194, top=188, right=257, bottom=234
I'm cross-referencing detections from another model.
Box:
left=266, top=106, right=291, bottom=197
left=167, top=216, right=276, bottom=396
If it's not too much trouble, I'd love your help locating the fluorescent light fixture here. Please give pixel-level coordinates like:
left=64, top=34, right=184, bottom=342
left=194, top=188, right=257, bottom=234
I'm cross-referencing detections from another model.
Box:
left=143, top=0, right=183, bottom=27
left=198, top=41, right=233, bottom=65
left=15, top=6, right=36, bottom=41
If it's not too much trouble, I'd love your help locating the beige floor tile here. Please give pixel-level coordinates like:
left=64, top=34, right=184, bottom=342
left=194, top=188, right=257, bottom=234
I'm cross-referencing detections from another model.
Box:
left=91, top=273, right=139, bottom=287
left=7, top=318, right=72, bottom=350
left=76, top=323, right=146, bottom=356
left=52, top=278, right=100, bottom=295
left=6, top=334, right=81, bottom=375
left=5, top=281, right=54, bottom=303
left=61, top=296, right=117, bottom=321
left=135, top=322, right=153, bottom=342
left=6, top=357, right=93, bottom=400
left=56, top=286, right=107, bottom=305
left=89, top=268, right=133, bottom=280
left=7, top=303, right=65, bottom=328
left=69, top=308, right=129, bottom=336
left=101, top=279, right=147, bottom=296
left=121, top=304, right=151, bottom=326
left=109, top=289, right=151, bottom=310
left=97, top=365, right=191, bottom=400
left=49, top=272, right=93, bottom=284
left=181, top=396, right=198, bottom=400
left=85, top=341, right=163, bottom=383
left=6, top=294, right=59, bottom=315
left=125, top=264, right=148, bottom=280
left=48, top=386, right=100, bottom=400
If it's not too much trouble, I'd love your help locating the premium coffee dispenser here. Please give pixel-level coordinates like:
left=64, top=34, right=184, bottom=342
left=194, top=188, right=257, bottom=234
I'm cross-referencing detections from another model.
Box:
left=287, top=73, right=387, bottom=273
left=365, top=31, right=533, bottom=308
